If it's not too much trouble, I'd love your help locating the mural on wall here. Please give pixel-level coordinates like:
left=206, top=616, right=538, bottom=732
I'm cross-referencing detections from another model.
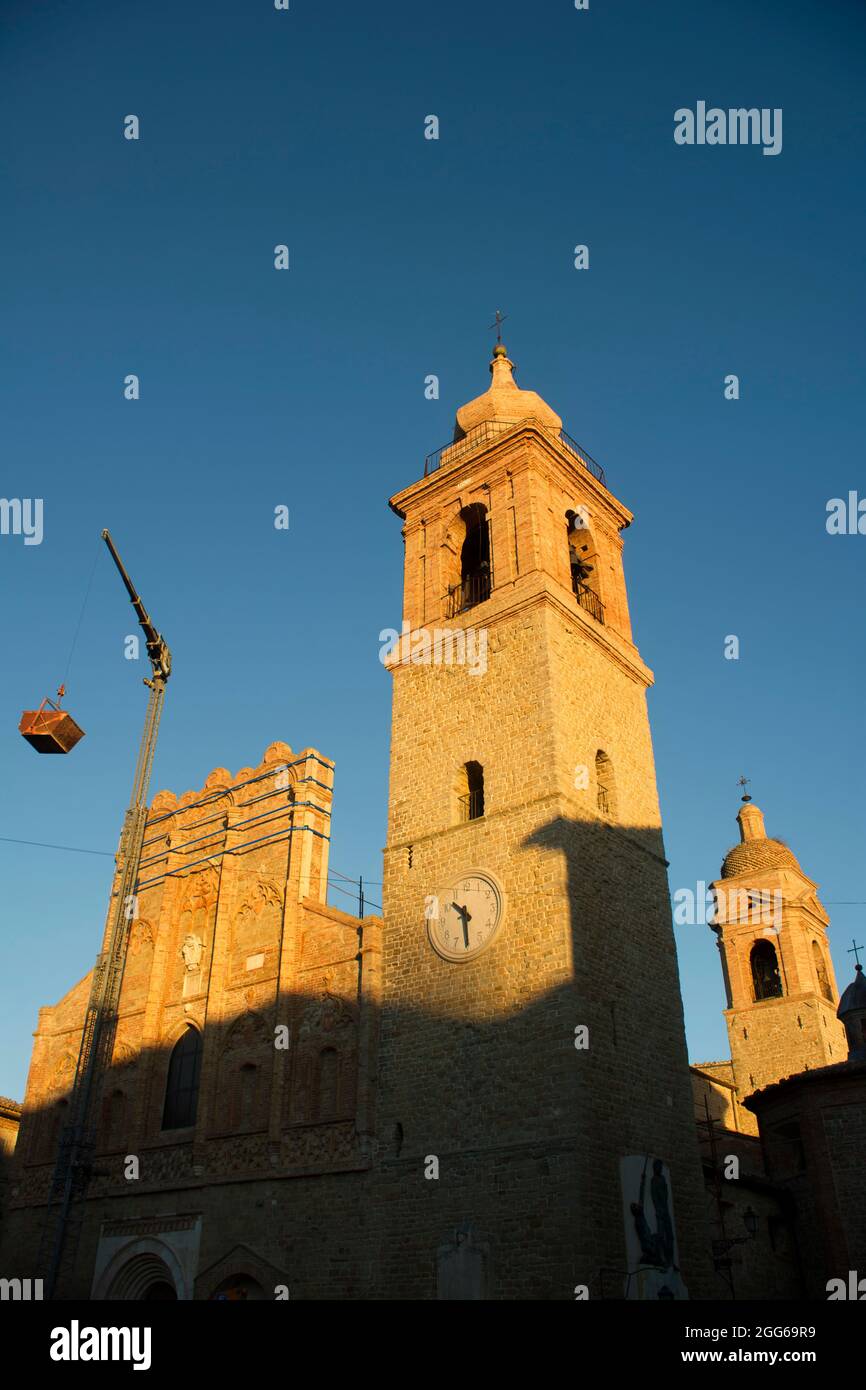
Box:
left=620, top=1155, right=688, bottom=1300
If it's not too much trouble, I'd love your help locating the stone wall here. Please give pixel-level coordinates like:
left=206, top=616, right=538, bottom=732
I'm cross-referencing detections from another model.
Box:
left=378, top=426, right=714, bottom=1299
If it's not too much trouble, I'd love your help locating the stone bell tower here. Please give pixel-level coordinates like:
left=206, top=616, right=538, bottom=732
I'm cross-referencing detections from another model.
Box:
left=373, top=342, right=712, bottom=1299
left=710, top=795, right=848, bottom=1117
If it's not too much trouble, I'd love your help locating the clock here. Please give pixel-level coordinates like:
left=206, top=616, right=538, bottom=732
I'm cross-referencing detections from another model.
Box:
left=427, top=869, right=505, bottom=961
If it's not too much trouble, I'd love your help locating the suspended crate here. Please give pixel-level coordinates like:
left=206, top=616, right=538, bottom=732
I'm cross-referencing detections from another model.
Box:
left=19, top=687, right=85, bottom=755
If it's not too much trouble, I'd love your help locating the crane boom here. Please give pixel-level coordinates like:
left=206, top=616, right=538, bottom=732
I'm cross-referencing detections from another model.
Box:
left=39, top=531, right=172, bottom=1299
left=101, top=528, right=171, bottom=681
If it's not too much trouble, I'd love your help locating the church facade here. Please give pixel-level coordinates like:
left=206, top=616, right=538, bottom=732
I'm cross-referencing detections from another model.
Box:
left=1, top=346, right=859, bottom=1300
left=5, top=741, right=384, bottom=1299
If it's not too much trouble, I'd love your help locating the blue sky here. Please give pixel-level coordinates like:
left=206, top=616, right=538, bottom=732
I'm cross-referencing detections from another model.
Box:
left=1, top=0, right=864, bottom=1098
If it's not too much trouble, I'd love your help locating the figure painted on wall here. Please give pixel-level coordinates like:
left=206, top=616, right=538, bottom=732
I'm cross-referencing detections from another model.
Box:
left=650, top=1158, right=675, bottom=1268
left=620, top=1155, right=688, bottom=1300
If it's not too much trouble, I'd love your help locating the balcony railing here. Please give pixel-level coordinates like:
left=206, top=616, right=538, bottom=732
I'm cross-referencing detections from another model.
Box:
left=559, top=430, right=606, bottom=487
left=424, top=417, right=606, bottom=488
left=424, top=420, right=517, bottom=476
left=575, top=582, right=605, bottom=625
left=446, top=568, right=491, bottom=619
left=458, top=789, right=484, bottom=822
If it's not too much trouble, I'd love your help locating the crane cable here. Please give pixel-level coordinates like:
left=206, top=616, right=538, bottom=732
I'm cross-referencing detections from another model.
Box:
left=59, top=537, right=102, bottom=698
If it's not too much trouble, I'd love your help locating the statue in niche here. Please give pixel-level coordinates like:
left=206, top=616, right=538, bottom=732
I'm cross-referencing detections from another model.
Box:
left=180, top=933, right=204, bottom=973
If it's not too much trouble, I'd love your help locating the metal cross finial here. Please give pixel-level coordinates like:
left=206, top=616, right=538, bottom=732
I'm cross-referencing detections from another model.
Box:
left=488, top=309, right=508, bottom=344
left=848, top=938, right=864, bottom=968
left=737, top=775, right=751, bottom=803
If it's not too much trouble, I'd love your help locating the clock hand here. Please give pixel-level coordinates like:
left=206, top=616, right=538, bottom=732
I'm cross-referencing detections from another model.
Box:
left=451, top=902, right=472, bottom=949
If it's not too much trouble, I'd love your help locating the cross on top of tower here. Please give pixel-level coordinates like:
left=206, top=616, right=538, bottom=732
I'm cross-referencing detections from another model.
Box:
left=848, top=938, right=864, bottom=970
left=488, top=309, right=508, bottom=347
left=737, top=775, right=752, bottom=803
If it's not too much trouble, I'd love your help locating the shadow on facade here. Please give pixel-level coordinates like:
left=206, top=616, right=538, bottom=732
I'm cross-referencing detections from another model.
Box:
left=0, top=814, right=807, bottom=1301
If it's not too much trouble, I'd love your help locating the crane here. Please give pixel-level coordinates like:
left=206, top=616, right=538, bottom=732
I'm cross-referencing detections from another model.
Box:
left=39, top=529, right=172, bottom=1299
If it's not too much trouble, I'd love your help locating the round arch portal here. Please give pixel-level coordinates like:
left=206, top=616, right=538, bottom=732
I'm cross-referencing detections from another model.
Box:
left=94, top=1237, right=188, bottom=1301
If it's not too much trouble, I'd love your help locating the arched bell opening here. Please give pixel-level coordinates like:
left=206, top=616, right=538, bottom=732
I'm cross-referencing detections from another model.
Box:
left=565, top=510, right=604, bottom=625
left=445, top=504, right=491, bottom=618
left=751, top=939, right=783, bottom=1002
left=812, top=940, right=833, bottom=1002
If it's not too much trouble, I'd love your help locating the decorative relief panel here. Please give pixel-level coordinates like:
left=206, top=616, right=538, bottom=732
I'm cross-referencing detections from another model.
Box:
left=213, top=1010, right=274, bottom=1134
left=122, top=917, right=157, bottom=1005
left=204, top=1133, right=272, bottom=1176
left=280, top=1120, right=359, bottom=1169
left=229, top=880, right=283, bottom=982
left=289, top=975, right=359, bottom=1126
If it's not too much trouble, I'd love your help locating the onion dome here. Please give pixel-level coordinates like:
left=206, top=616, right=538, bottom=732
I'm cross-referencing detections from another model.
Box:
left=453, top=343, right=562, bottom=440
left=837, top=963, right=866, bottom=1061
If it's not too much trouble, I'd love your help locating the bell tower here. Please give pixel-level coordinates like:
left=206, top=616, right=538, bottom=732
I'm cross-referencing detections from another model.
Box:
left=711, top=796, right=847, bottom=1112
left=375, top=342, right=712, bottom=1299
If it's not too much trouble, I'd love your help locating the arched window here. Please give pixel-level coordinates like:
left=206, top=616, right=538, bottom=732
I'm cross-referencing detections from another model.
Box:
left=447, top=504, right=491, bottom=616
left=812, top=941, right=833, bottom=1002
left=595, top=750, right=617, bottom=818
left=566, top=511, right=604, bottom=624
left=751, top=940, right=783, bottom=1002
left=317, top=1048, right=339, bottom=1120
left=455, top=761, right=485, bottom=823
left=162, top=1027, right=202, bottom=1130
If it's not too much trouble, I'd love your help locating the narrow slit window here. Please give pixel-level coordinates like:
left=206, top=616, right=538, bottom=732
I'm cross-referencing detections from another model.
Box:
left=455, top=761, right=485, bottom=822
left=595, top=750, right=617, bottom=818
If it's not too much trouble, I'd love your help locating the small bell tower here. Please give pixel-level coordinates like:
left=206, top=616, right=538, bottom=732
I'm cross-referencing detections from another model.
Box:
left=710, top=790, right=848, bottom=1113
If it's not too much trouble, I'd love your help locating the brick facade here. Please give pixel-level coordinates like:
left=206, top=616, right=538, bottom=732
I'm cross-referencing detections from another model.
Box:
left=1, top=741, right=382, bottom=1299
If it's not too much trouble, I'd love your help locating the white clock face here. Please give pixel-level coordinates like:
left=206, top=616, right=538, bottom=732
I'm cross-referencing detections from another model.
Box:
left=428, top=870, right=505, bottom=961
